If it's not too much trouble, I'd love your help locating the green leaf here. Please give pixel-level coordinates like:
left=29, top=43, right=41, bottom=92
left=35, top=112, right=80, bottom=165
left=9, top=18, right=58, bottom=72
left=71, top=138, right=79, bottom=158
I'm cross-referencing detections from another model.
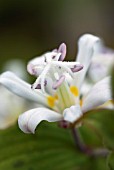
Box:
left=83, top=109, right=114, bottom=150
left=106, top=152, right=114, bottom=170
left=0, top=122, right=108, bottom=170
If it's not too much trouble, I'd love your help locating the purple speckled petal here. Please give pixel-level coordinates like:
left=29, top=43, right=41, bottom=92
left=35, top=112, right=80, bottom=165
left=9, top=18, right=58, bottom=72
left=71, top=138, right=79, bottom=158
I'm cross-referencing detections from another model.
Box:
left=52, top=75, right=65, bottom=90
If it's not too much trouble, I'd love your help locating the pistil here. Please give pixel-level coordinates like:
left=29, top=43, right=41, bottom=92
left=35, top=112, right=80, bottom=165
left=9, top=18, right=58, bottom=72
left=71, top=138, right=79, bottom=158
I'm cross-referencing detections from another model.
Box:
left=56, top=81, right=75, bottom=112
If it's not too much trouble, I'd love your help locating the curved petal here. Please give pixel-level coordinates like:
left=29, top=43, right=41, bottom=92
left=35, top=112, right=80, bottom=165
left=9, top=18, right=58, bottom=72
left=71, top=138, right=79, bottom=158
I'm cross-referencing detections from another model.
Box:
left=18, top=108, right=62, bottom=133
left=82, top=76, right=112, bottom=113
left=73, top=34, right=102, bottom=88
left=97, top=100, right=114, bottom=110
left=0, top=71, right=47, bottom=106
left=63, top=105, right=82, bottom=123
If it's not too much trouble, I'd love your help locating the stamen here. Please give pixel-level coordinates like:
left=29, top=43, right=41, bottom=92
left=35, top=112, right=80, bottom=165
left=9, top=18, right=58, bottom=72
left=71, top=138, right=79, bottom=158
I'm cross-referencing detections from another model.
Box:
left=52, top=50, right=57, bottom=59
left=30, top=43, right=84, bottom=99
left=31, top=65, right=50, bottom=92
left=52, top=75, right=65, bottom=90
left=35, top=84, right=41, bottom=89
left=71, top=65, right=83, bottom=72
left=52, top=61, right=74, bottom=77
left=58, top=43, right=66, bottom=61
left=54, top=53, right=61, bottom=61
left=27, top=64, right=37, bottom=75
left=44, top=52, right=58, bottom=63
left=34, top=80, right=47, bottom=89
left=40, top=65, right=50, bottom=92
left=52, top=56, right=56, bottom=59
left=52, top=49, right=57, bottom=53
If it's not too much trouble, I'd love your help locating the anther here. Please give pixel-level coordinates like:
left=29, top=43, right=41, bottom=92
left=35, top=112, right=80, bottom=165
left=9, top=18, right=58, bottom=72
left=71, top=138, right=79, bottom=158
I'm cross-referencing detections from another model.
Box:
left=52, top=75, right=65, bottom=90
left=71, top=65, right=83, bottom=72
left=27, top=64, right=37, bottom=75
left=31, top=80, right=47, bottom=89
left=35, top=84, right=41, bottom=89
left=58, top=43, right=66, bottom=61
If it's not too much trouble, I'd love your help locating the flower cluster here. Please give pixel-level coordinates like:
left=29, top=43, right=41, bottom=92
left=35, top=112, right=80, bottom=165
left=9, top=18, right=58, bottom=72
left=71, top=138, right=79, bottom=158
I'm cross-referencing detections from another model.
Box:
left=0, top=34, right=113, bottom=133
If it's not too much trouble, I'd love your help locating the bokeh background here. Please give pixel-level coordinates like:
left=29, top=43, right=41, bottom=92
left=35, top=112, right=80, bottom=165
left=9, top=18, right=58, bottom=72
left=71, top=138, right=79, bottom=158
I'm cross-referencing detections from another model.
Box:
left=0, top=1, right=114, bottom=170
left=0, top=0, right=114, bottom=68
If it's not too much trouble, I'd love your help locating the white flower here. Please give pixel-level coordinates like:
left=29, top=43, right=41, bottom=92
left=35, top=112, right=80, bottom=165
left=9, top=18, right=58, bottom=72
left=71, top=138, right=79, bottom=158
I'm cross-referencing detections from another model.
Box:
left=88, top=47, right=114, bottom=82
left=0, top=34, right=112, bottom=134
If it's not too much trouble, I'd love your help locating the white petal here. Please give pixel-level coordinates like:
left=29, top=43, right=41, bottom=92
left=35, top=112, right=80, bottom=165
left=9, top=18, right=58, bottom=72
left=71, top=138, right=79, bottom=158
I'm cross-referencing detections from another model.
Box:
left=63, top=105, right=82, bottom=123
left=82, top=76, right=112, bottom=113
left=97, top=100, right=114, bottom=110
left=18, top=108, right=62, bottom=133
left=73, top=34, right=102, bottom=88
left=80, top=80, right=92, bottom=96
left=88, top=51, right=114, bottom=82
left=0, top=71, right=47, bottom=106
left=0, top=86, right=27, bottom=129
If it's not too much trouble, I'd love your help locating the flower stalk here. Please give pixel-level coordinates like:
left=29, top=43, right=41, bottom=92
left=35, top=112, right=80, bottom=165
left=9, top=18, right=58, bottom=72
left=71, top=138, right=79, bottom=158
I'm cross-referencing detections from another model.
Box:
left=71, top=127, right=109, bottom=157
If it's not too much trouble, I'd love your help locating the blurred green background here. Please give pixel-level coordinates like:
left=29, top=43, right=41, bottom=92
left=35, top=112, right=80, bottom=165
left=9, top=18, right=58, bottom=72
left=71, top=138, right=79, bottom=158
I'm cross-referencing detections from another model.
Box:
left=0, top=0, right=114, bottom=69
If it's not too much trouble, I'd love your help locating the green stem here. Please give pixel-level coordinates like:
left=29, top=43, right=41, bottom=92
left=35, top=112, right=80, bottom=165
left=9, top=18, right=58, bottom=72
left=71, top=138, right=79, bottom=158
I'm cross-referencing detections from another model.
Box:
left=71, top=128, right=109, bottom=157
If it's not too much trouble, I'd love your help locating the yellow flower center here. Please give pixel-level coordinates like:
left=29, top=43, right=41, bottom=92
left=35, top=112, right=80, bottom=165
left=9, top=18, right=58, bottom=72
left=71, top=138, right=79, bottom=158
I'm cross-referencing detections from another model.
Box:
left=47, top=95, right=58, bottom=108
left=47, top=82, right=80, bottom=112
left=70, top=86, right=79, bottom=96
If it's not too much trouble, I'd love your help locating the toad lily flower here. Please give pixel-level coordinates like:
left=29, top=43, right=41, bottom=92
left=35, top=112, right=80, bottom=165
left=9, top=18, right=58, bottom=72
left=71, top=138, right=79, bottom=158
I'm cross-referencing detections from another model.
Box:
left=0, top=34, right=112, bottom=134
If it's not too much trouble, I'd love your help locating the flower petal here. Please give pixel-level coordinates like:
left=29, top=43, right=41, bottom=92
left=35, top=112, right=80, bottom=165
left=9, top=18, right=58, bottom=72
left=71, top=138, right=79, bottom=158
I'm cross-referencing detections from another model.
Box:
left=0, top=86, right=26, bottom=129
left=0, top=71, right=47, bottom=106
left=82, top=76, right=112, bottom=113
left=63, top=105, right=82, bottom=123
left=97, top=100, right=114, bottom=110
left=73, top=34, right=102, bottom=88
left=88, top=50, right=114, bottom=82
left=18, top=108, right=62, bottom=133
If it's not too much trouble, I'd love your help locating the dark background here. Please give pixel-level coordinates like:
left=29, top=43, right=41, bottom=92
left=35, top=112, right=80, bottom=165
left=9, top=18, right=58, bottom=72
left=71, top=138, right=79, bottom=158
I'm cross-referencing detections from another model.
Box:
left=0, top=0, right=114, bottom=69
